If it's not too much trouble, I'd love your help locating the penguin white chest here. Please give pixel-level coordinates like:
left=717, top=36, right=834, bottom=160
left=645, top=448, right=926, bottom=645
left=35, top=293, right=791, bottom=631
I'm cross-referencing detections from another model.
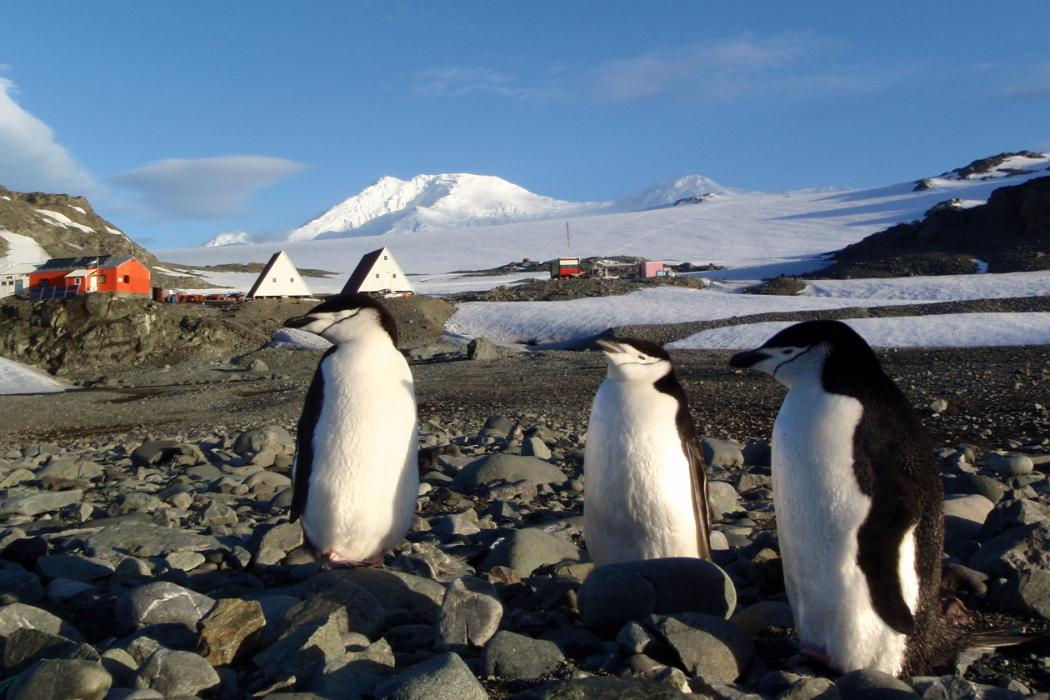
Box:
left=302, top=342, right=419, bottom=561
left=773, top=384, right=915, bottom=675
left=584, top=379, right=698, bottom=565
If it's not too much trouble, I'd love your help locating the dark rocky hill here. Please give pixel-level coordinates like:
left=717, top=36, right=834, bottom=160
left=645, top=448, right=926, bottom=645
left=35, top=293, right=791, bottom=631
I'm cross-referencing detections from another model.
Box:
left=0, top=185, right=202, bottom=288
left=818, top=176, right=1050, bottom=278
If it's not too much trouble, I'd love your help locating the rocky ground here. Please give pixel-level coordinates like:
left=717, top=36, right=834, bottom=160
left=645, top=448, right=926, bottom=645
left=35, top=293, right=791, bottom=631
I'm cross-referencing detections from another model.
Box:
left=2, top=333, right=1050, bottom=699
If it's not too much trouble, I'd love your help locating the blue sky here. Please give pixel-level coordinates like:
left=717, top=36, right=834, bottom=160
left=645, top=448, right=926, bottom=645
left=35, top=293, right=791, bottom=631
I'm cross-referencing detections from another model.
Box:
left=1, top=2, right=1048, bottom=249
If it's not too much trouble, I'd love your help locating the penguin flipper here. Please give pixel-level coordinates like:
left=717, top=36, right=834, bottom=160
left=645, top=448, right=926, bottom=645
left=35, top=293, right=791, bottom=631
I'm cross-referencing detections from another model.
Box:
left=855, top=470, right=921, bottom=635
left=291, top=350, right=333, bottom=522
left=684, top=435, right=713, bottom=560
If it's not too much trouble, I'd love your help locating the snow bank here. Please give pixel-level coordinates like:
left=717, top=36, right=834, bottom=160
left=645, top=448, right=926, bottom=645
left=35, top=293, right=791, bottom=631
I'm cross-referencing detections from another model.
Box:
left=669, top=313, right=1050, bottom=350
left=268, top=327, right=332, bottom=351
left=0, top=357, right=67, bottom=395
left=445, top=286, right=918, bottom=346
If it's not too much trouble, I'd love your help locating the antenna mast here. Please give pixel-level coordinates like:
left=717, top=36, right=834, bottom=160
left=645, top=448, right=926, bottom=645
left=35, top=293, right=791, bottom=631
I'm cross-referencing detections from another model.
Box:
left=565, top=221, right=571, bottom=252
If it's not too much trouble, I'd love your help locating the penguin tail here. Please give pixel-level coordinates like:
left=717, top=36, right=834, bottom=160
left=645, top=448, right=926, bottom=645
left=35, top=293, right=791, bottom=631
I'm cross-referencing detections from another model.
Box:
left=965, top=627, right=1047, bottom=650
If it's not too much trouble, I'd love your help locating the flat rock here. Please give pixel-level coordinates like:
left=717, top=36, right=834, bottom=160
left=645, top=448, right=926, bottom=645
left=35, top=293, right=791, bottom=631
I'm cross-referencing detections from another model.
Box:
left=295, top=567, right=443, bottom=624
left=707, top=481, right=742, bottom=518
left=131, top=439, right=204, bottom=467
left=36, top=554, right=114, bottom=582
left=645, top=613, right=753, bottom=683
left=946, top=474, right=1007, bottom=503
left=997, top=569, right=1050, bottom=620
left=969, top=521, right=1050, bottom=577
left=511, top=677, right=691, bottom=699
left=375, top=651, right=487, bottom=700
left=7, top=658, right=111, bottom=700
left=234, top=425, right=294, bottom=457
left=116, top=581, right=216, bottom=630
left=135, top=648, right=221, bottom=696
left=252, top=615, right=345, bottom=681
left=701, top=438, right=745, bottom=468
left=438, top=576, right=503, bottom=649
left=578, top=558, right=736, bottom=633
left=0, top=564, right=44, bottom=604
left=452, top=454, right=565, bottom=492
left=0, top=489, right=83, bottom=516
left=85, top=522, right=221, bottom=563
left=311, top=639, right=396, bottom=697
left=282, top=580, right=385, bottom=640
left=985, top=452, right=1035, bottom=476
left=981, top=498, right=1050, bottom=539
left=730, top=600, right=795, bottom=636
left=836, top=669, right=918, bottom=699
left=2, top=627, right=99, bottom=675
left=0, top=602, right=84, bottom=642
left=480, top=528, right=583, bottom=577
left=482, top=630, right=564, bottom=680
left=197, top=597, right=266, bottom=665
left=778, top=676, right=839, bottom=700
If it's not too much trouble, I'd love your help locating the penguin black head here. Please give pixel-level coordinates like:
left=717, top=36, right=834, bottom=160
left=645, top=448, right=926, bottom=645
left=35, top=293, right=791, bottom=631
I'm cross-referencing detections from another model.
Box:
left=284, top=293, right=399, bottom=346
left=729, top=320, right=881, bottom=388
left=596, top=337, right=673, bottom=382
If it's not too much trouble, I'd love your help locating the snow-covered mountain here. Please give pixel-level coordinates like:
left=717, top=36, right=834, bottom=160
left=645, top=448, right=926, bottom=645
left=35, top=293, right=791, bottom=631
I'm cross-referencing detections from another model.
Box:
left=161, top=151, right=1050, bottom=293
left=288, top=172, right=734, bottom=241
left=205, top=231, right=253, bottom=247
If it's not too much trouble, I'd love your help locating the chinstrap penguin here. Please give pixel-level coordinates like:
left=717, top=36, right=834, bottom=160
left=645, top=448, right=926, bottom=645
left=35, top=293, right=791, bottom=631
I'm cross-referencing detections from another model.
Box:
left=584, top=338, right=712, bottom=566
left=730, top=320, right=949, bottom=676
left=285, top=293, right=418, bottom=565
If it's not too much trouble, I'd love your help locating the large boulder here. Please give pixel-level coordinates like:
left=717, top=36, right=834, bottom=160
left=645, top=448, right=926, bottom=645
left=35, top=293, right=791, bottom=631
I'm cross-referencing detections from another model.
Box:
left=577, top=558, right=736, bottom=633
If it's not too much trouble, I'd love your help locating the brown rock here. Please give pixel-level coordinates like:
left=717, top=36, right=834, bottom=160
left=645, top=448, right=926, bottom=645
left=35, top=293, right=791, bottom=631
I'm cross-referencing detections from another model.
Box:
left=197, top=598, right=265, bottom=666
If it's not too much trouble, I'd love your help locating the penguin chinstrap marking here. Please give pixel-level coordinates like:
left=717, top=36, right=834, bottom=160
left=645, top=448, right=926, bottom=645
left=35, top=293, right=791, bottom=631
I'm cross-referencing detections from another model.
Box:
left=730, top=320, right=948, bottom=676
left=583, top=338, right=712, bottom=567
left=285, top=293, right=419, bottom=566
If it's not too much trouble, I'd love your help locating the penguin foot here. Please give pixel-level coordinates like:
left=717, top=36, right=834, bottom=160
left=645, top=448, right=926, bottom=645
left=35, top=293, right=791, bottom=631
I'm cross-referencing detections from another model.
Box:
left=787, top=643, right=832, bottom=671
left=941, top=595, right=973, bottom=626
left=323, top=551, right=385, bottom=568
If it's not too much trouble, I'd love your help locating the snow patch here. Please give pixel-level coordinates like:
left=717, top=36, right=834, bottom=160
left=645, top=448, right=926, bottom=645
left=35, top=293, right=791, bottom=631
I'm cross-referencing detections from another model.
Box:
left=105, top=226, right=124, bottom=236
left=35, top=209, right=95, bottom=233
left=269, top=327, right=333, bottom=351
left=669, top=313, right=1050, bottom=350
left=0, top=357, right=67, bottom=395
left=0, top=229, right=49, bottom=269
left=67, top=204, right=86, bottom=215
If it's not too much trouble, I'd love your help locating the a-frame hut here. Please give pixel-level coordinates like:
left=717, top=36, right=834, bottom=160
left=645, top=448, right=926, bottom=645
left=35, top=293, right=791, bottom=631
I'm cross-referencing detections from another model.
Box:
left=247, top=251, right=313, bottom=299
left=341, top=247, right=414, bottom=297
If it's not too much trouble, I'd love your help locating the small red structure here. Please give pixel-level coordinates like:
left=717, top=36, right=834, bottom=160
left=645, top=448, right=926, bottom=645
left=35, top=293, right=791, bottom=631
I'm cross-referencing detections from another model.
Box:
left=29, top=256, right=151, bottom=301
left=639, top=261, right=665, bottom=278
left=549, top=257, right=582, bottom=279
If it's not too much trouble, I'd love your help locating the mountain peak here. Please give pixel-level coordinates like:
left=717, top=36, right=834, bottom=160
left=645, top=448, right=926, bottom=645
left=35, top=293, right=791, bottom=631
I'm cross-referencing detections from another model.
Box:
left=287, top=172, right=730, bottom=241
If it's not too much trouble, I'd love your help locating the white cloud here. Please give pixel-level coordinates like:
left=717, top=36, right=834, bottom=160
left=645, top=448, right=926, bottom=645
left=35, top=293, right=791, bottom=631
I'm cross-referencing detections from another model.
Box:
left=0, top=77, right=97, bottom=194
left=996, top=61, right=1050, bottom=101
left=110, top=156, right=304, bottom=218
left=414, top=35, right=882, bottom=105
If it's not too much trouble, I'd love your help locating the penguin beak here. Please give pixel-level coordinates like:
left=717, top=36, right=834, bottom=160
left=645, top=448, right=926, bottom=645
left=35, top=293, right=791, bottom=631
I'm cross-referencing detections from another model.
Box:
left=729, top=349, right=771, bottom=369
left=595, top=339, right=625, bottom=354
left=283, top=314, right=314, bottom=329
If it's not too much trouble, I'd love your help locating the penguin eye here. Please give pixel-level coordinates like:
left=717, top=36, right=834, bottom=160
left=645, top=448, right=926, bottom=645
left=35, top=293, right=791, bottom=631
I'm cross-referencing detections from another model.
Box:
left=782, top=349, right=793, bottom=355
left=637, top=354, right=646, bottom=360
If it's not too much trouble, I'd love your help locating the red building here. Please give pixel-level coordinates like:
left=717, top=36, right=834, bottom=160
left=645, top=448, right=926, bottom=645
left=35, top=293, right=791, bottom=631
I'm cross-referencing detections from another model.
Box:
left=28, top=256, right=152, bottom=301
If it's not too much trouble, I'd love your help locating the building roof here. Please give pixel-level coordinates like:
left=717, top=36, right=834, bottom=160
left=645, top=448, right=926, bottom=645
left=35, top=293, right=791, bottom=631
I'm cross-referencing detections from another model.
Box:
left=64, top=269, right=99, bottom=278
left=341, top=248, right=386, bottom=294
left=246, top=250, right=312, bottom=298
left=35, top=255, right=134, bottom=272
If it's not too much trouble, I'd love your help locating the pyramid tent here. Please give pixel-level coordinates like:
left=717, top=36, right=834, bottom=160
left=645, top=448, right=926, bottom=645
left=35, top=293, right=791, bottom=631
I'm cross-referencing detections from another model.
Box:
left=247, top=251, right=313, bottom=298
left=341, top=247, right=414, bottom=296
